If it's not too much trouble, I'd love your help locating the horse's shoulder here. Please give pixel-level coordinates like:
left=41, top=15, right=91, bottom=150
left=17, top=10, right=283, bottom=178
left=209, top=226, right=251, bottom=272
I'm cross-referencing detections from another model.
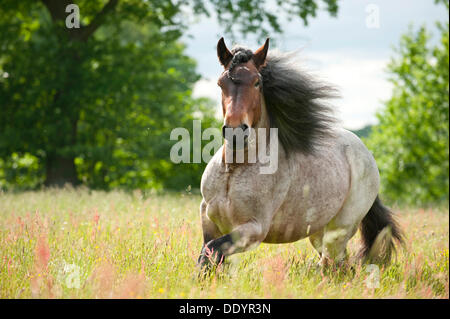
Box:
left=200, top=146, right=225, bottom=197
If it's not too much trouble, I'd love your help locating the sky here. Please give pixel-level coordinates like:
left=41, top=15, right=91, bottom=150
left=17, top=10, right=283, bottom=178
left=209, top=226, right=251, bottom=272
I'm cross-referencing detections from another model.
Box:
left=182, top=0, right=448, bottom=130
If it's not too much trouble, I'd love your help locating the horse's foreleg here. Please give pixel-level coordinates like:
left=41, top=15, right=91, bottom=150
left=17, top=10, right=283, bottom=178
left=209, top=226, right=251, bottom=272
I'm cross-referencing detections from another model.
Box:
left=320, top=221, right=357, bottom=266
left=309, top=229, right=324, bottom=258
left=198, top=201, right=223, bottom=266
left=198, top=222, right=264, bottom=268
left=200, top=201, right=222, bottom=244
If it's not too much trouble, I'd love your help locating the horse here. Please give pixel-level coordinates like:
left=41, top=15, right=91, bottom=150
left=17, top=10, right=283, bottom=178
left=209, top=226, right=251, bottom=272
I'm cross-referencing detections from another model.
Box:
left=197, top=37, right=403, bottom=269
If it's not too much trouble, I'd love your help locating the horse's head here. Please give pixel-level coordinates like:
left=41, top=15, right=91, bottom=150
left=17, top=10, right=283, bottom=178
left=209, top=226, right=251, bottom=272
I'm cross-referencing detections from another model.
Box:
left=216, top=38, right=269, bottom=147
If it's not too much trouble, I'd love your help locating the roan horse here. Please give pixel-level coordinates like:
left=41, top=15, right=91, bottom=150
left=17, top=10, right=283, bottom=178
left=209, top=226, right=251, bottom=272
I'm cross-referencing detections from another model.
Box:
left=197, top=38, right=402, bottom=269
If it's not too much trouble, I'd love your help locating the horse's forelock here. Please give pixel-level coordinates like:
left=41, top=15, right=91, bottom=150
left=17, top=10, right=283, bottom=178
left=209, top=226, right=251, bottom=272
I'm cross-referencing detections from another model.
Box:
left=228, top=46, right=253, bottom=73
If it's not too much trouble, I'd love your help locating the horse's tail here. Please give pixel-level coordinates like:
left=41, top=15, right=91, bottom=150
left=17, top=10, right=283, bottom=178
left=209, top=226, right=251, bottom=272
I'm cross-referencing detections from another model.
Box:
left=359, top=195, right=403, bottom=263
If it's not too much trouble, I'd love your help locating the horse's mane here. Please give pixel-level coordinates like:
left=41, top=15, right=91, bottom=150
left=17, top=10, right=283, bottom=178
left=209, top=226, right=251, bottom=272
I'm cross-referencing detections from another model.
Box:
left=229, top=46, right=338, bottom=155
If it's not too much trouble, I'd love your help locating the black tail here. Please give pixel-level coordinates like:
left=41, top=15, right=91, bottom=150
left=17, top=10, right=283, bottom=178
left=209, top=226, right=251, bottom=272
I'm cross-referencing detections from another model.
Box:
left=359, top=196, right=403, bottom=263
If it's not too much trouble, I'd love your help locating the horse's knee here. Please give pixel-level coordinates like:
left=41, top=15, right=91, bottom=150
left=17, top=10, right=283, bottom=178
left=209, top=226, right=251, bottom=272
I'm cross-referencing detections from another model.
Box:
left=197, top=222, right=265, bottom=269
left=200, top=201, right=222, bottom=244
left=215, top=223, right=264, bottom=254
left=322, top=227, right=350, bottom=263
left=227, top=223, right=265, bottom=254
left=309, top=230, right=324, bottom=256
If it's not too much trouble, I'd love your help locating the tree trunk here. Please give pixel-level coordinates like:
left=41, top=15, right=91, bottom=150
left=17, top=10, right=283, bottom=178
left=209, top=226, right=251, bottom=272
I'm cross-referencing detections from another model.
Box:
left=38, top=0, right=118, bottom=188
left=44, top=155, right=80, bottom=187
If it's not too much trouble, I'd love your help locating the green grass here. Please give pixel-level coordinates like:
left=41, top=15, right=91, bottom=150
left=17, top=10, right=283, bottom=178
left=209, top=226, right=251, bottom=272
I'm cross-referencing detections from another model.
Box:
left=0, top=188, right=448, bottom=298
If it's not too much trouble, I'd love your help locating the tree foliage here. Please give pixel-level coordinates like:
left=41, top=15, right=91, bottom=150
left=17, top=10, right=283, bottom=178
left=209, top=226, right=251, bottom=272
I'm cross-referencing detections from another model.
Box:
left=0, top=0, right=337, bottom=190
left=365, top=4, right=449, bottom=205
left=0, top=1, right=214, bottom=190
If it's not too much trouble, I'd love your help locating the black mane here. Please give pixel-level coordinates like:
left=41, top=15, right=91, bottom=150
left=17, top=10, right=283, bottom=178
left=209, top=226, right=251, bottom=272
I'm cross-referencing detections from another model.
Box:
left=261, top=50, right=338, bottom=154
left=229, top=46, right=338, bottom=154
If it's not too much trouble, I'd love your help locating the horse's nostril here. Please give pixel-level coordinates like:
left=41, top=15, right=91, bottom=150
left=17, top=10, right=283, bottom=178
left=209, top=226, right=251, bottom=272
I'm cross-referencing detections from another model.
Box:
left=222, top=124, right=250, bottom=140
left=241, top=124, right=249, bottom=132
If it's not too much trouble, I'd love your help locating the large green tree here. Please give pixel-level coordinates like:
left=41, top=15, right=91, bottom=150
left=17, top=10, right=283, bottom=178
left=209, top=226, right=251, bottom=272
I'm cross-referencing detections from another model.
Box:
left=365, top=1, right=449, bottom=204
left=0, top=0, right=339, bottom=189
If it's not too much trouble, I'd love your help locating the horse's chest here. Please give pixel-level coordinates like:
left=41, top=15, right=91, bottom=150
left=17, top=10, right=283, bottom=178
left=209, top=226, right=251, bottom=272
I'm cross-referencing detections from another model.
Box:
left=202, top=164, right=274, bottom=234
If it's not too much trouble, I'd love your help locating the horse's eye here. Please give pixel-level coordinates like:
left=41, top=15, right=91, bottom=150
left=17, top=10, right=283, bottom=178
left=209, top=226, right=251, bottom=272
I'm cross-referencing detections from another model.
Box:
left=254, top=81, right=260, bottom=88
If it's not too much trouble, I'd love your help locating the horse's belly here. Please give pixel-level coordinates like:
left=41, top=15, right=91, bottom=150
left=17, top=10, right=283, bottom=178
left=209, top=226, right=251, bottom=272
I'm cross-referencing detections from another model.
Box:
left=263, top=205, right=335, bottom=243
left=202, top=141, right=351, bottom=244
left=263, top=153, right=351, bottom=243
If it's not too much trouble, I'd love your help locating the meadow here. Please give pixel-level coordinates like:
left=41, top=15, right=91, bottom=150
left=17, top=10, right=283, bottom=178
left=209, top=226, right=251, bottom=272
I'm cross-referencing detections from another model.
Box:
left=0, top=188, right=448, bottom=299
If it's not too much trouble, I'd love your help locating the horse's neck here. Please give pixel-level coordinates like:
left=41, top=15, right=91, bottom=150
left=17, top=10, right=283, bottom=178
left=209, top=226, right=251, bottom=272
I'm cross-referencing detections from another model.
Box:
left=253, top=95, right=274, bottom=151
left=222, top=94, right=276, bottom=169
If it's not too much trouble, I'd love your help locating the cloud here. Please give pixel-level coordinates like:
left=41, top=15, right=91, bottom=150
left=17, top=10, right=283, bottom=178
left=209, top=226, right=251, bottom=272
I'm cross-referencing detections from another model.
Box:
left=305, top=51, right=392, bottom=129
left=192, top=78, right=222, bottom=118
left=193, top=78, right=220, bottom=101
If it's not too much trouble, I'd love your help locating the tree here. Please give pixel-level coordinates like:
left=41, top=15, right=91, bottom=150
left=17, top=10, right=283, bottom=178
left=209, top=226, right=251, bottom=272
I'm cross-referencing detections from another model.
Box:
left=0, top=0, right=339, bottom=188
left=365, top=2, right=449, bottom=204
left=351, top=124, right=372, bottom=139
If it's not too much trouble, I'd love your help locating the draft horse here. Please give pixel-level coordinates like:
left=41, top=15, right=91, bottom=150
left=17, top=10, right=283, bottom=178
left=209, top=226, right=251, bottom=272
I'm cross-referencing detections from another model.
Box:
left=198, top=38, right=402, bottom=269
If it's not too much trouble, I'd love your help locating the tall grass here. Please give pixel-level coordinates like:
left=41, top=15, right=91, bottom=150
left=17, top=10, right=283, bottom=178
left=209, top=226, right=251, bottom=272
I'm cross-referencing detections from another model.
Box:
left=0, top=188, right=448, bottom=298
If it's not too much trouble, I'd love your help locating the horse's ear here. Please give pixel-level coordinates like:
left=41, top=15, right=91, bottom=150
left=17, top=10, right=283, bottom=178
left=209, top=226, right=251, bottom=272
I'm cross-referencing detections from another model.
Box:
left=217, top=37, right=233, bottom=68
left=253, top=38, right=269, bottom=69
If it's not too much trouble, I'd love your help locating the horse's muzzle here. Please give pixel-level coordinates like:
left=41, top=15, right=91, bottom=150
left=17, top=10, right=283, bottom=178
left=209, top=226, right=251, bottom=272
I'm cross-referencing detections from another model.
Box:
left=222, top=124, right=250, bottom=149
